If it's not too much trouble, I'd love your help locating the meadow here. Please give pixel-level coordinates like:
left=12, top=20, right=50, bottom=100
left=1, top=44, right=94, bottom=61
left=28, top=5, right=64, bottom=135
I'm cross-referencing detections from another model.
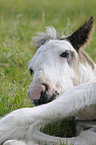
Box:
left=0, top=0, right=96, bottom=144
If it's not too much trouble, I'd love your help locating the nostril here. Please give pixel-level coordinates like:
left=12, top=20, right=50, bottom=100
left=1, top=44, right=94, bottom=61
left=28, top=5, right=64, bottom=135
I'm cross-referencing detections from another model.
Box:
left=33, top=99, right=39, bottom=106
left=41, top=83, right=49, bottom=92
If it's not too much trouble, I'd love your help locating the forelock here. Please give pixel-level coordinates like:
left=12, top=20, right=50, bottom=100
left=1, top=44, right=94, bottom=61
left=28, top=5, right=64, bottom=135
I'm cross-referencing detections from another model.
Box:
left=32, top=27, right=58, bottom=48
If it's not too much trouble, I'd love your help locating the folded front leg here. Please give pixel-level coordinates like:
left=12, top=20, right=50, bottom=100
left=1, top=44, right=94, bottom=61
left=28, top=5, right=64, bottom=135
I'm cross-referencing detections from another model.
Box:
left=3, top=140, right=27, bottom=145
left=0, top=80, right=96, bottom=144
left=33, top=130, right=96, bottom=145
left=0, top=107, right=43, bottom=144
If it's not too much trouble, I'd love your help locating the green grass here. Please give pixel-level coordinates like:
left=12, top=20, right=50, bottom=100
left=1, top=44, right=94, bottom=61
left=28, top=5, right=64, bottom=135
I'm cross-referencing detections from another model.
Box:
left=0, top=0, right=96, bottom=144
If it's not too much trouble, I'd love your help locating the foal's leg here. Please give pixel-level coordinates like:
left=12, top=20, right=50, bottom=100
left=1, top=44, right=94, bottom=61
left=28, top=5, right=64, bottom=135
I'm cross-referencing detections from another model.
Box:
left=3, top=140, right=27, bottom=145
left=3, top=140, right=39, bottom=145
left=33, top=129, right=96, bottom=145
left=0, top=80, right=96, bottom=144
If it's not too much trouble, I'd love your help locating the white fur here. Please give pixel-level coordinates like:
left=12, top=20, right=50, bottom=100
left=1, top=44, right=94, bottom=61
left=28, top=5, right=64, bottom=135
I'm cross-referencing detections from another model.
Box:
left=79, top=63, right=96, bottom=83
left=33, top=26, right=57, bottom=48
left=0, top=27, right=96, bottom=145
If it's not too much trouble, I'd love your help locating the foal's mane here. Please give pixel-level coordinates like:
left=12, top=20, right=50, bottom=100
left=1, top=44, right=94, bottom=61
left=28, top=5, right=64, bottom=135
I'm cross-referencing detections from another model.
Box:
left=33, top=27, right=58, bottom=48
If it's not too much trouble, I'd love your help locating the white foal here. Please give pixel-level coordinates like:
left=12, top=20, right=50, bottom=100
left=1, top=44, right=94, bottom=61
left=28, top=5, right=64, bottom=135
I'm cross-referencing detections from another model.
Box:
left=0, top=16, right=96, bottom=145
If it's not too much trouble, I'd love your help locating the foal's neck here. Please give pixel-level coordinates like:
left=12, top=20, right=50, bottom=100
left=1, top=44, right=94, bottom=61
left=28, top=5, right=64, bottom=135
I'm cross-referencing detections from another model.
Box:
left=79, top=49, right=96, bottom=83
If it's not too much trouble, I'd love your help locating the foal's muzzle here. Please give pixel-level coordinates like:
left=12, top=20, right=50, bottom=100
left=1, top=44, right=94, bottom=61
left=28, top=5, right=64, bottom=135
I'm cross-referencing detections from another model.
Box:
left=33, top=83, right=59, bottom=106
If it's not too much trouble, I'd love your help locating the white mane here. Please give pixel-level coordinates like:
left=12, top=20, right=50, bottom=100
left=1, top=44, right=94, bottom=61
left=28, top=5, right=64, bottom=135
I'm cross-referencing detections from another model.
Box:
left=33, top=27, right=58, bottom=48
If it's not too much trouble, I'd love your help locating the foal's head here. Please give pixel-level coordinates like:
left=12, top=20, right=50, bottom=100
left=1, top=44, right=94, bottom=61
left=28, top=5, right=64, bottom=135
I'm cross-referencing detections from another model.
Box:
left=28, top=17, right=94, bottom=105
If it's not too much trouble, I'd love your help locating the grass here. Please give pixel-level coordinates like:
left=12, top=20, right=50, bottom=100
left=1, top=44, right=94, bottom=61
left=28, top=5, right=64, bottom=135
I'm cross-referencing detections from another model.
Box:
left=0, top=0, right=96, bottom=144
left=41, top=117, right=76, bottom=137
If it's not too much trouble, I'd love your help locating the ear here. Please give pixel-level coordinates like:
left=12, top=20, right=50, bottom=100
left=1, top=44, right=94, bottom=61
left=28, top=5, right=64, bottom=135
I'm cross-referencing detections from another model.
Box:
left=67, top=16, right=94, bottom=51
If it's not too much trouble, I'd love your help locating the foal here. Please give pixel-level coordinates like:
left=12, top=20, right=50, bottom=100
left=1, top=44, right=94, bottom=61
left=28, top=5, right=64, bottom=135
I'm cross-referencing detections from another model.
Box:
left=0, top=17, right=96, bottom=145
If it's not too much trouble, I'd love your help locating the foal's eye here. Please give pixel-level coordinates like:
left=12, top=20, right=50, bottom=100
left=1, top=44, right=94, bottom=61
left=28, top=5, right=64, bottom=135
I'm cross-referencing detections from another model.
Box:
left=29, top=69, right=33, bottom=75
left=60, top=51, right=69, bottom=58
